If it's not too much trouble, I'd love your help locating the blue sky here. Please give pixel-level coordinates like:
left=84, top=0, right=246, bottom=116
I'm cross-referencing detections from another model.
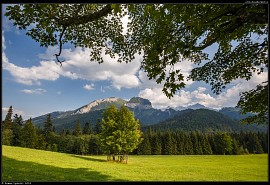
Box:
left=2, top=4, right=268, bottom=120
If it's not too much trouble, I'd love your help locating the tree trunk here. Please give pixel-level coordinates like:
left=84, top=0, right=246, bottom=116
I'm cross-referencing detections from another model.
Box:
left=125, top=154, right=128, bottom=164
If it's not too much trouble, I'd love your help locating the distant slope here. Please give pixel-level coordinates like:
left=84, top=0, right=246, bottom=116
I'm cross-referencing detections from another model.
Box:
left=219, top=107, right=254, bottom=121
left=31, top=97, right=267, bottom=133
left=33, top=109, right=104, bottom=131
left=142, top=109, right=267, bottom=133
left=32, top=97, right=180, bottom=131
left=131, top=107, right=180, bottom=126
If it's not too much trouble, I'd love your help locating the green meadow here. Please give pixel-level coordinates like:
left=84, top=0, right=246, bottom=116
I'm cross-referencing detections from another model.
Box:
left=2, top=145, right=268, bottom=182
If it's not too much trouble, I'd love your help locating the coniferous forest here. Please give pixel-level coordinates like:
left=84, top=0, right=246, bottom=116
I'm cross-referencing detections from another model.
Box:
left=2, top=106, right=268, bottom=156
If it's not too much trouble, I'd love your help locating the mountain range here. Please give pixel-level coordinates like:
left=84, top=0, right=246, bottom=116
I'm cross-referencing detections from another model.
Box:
left=31, top=97, right=267, bottom=133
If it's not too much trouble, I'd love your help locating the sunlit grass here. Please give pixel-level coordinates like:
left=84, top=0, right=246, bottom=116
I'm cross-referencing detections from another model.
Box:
left=2, top=145, right=268, bottom=182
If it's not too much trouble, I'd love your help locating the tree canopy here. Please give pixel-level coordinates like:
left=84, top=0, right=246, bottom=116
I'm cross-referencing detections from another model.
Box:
left=99, top=105, right=142, bottom=163
left=4, top=4, right=268, bottom=125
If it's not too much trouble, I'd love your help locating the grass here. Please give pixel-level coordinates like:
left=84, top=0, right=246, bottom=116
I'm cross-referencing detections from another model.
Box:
left=2, top=145, right=268, bottom=182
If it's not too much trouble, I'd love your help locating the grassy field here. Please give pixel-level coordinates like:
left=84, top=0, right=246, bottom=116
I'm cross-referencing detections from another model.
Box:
left=2, top=145, right=268, bottom=182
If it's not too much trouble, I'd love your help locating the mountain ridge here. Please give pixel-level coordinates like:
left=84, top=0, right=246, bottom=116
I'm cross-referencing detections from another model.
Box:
left=31, top=96, right=266, bottom=133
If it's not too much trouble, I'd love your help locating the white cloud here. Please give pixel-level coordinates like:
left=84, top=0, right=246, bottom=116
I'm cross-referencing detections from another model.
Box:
left=39, top=46, right=142, bottom=90
left=2, top=33, right=61, bottom=85
left=121, top=14, right=130, bottom=35
left=3, top=30, right=143, bottom=90
left=2, top=59, right=61, bottom=85
left=3, top=28, right=142, bottom=89
left=139, top=87, right=192, bottom=109
left=211, top=71, right=268, bottom=108
left=139, top=68, right=268, bottom=110
left=111, top=74, right=140, bottom=90
left=83, top=83, right=95, bottom=90
left=2, top=31, right=6, bottom=50
left=57, top=91, right=62, bottom=95
left=20, top=88, right=47, bottom=95
left=100, top=86, right=105, bottom=93
left=3, top=26, right=193, bottom=91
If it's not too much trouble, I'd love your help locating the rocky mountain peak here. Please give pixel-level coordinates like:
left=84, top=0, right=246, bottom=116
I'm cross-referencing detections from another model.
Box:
left=125, top=97, right=152, bottom=109
left=74, top=97, right=126, bottom=114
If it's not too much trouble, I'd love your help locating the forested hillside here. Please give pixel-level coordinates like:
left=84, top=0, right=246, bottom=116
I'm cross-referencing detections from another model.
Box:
left=142, top=109, right=267, bottom=133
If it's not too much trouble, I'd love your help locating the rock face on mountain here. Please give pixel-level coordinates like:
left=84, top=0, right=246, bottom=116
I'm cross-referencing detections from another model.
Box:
left=187, top=103, right=206, bottom=110
left=125, top=97, right=152, bottom=109
left=73, top=97, right=126, bottom=114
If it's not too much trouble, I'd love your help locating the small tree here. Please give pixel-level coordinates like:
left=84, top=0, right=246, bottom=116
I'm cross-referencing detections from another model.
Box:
left=94, top=119, right=102, bottom=134
left=73, top=120, right=82, bottom=136
left=137, top=133, right=151, bottom=155
left=36, top=134, right=47, bottom=150
left=214, top=132, right=233, bottom=155
left=3, top=106, right=13, bottom=130
left=13, top=114, right=23, bottom=126
left=43, top=114, right=53, bottom=138
left=20, top=118, right=38, bottom=148
left=83, top=122, right=92, bottom=135
left=2, top=129, right=13, bottom=146
left=99, top=105, right=143, bottom=163
left=66, top=129, right=71, bottom=135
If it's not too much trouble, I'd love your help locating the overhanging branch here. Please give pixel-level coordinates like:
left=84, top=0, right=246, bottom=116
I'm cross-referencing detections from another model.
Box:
left=58, top=4, right=112, bottom=27
left=54, top=26, right=67, bottom=67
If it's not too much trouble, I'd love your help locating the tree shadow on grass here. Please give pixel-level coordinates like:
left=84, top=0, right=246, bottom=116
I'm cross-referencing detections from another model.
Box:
left=2, top=156, right=127, bottom=182
left=71, top=155, right=107, bottom=163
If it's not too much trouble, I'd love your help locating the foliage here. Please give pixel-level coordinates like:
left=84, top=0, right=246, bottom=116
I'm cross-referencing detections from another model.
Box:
left=13, top=114, right=23, bottom=126
left=19, top=118, right=38, bottom=148
left=4, top=4, right=268, bottom=125
left=213, top=132, right=233, bottom=155
left=73, top=120, right=82, bottom=136
left=134, top=129, right=267, bottom=155
left=99, top=105, right=143, bottom=162
left=2, top=106, right=13, bottom=130
left=43, top=114, right=53, bottom=138
left=2, top=129, right=13, bottom=146
left=137, top=133, right=151, bottom=155
left=36, top=134, right=47, bottom=150
left=236, top=82, right=268, bottom=125
left=82, top=122, right=92, bottom=135
left=144, top=109, right=267, bottom=132
left=11, top=121, right=22, bottom=146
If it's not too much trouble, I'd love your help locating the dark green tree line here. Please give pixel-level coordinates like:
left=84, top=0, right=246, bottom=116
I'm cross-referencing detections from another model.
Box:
left=2, top=108, right=267, bottom=156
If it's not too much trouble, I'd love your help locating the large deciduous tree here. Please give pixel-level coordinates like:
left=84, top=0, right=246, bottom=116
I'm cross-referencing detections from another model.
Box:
left=5, top=4, right=268, bottom=125
left=99, top=105, right=142, bottom=163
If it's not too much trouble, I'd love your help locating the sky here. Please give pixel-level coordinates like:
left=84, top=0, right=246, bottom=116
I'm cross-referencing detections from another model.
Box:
left=1, top=4, right=268, bottom=120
